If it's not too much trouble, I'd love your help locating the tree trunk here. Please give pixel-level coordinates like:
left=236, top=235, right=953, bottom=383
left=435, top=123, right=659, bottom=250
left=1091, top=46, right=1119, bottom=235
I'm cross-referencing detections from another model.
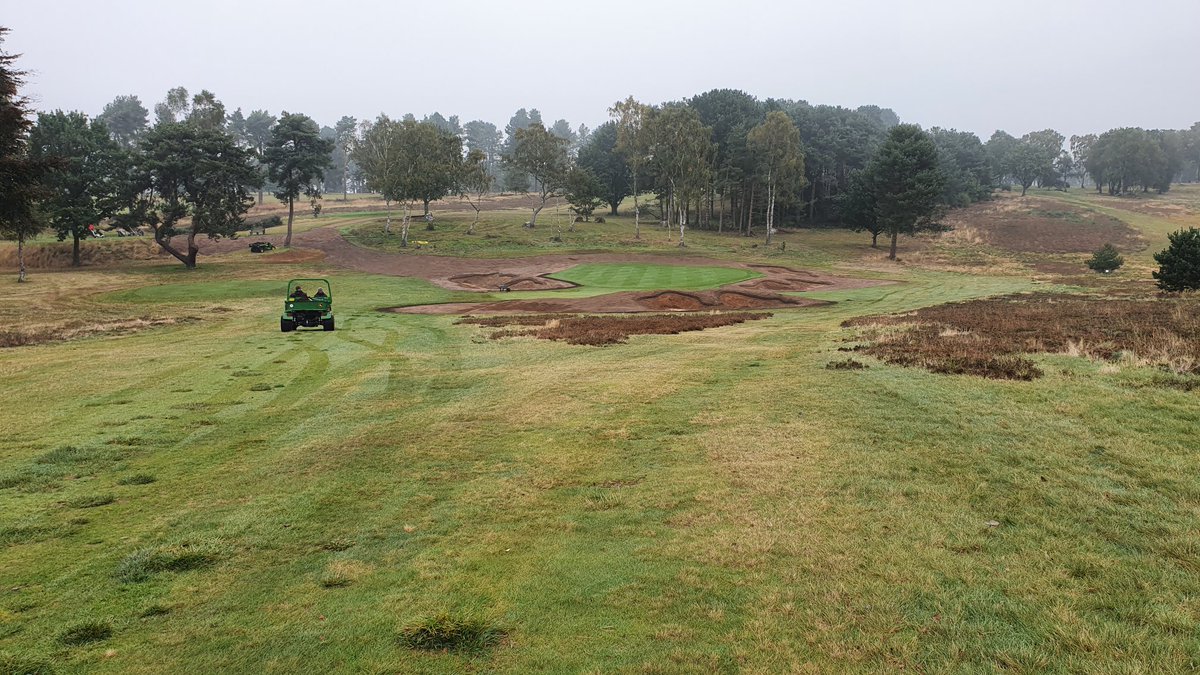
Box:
left=871, top=230, right=879, bottom=248
left=718, top=190, right=724, bottom=234
left=384, top=199, right=392, bottom=234
left=468, top=206, right=479, bottom=235
left=257, top=188, right=264, bottom=206
left=633, top=172, right=640, bottom=239
left=423, top=199, right=431, bottom=216
left=747, top=187, right=755, bottom=237
left=677, top=193, right=686, bottom=247
left=185, top=229, right=199, bottom=268
left=343, top=153, right=349, bottom=201
left=889, top=230, right=898, bottom=260
left=17, top=234, right=26, bottom=282
left=1021, top=183, right=1029, bottom=196
left=72, top=232, right=82, bottom=267
left=765, top=176, right=775, bottom=246
left=529, top=200, right=545, bottom=228
left=400, top=203, right=410, bottom=247
left=285, top=197, right=295, bottom=247
left=154, top=227, right=196, bottom=268
left=610, top=201, right=619, bottom=216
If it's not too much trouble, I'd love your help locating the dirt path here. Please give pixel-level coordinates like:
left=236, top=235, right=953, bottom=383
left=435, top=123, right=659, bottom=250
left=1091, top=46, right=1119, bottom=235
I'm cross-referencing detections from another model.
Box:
left=202, top=224, right=887, bottom=314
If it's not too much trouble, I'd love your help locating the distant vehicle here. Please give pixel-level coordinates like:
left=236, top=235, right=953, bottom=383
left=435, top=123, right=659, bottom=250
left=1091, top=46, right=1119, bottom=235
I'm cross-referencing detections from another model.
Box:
left=281, top=279, right=334, bottom=332
left=249, top=242, right=276, bottom=253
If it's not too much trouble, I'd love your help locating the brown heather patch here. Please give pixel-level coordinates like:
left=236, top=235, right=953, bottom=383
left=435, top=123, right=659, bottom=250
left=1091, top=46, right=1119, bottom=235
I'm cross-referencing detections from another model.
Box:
left=942, top=197, right=1144, bottom=254
left=458, top=312, right=773, bottom=346
left=842, top=294, right=1200, bottom=380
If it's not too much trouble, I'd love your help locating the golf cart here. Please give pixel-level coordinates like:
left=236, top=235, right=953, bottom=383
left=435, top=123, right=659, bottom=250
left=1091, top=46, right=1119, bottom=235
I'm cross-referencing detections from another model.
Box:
left=281, top=279, right=334, bottom=332
left=250, top=241, right=275, bottom=253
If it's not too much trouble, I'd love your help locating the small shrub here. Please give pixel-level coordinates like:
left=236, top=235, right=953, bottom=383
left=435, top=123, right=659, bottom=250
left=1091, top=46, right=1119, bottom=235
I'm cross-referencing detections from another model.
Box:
left=398, top=611, right=503, bottom=652
left=116, top=474, right=156, bottom=486
left=59, top=620, right=112, bottom=646
left=0, top=652, right=55, bottom=675
left=66, top=494, right=114, bottom=509
left=1154, top=227, right=1200, bottom=291
left=1086, top=243, right=1124, bottom=273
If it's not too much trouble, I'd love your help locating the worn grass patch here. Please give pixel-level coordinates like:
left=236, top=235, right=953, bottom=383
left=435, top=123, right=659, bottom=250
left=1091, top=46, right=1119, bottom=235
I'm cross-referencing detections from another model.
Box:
left=397, top=611, right=504, bottom=652
left=0, top=651, right=55, bottom=674
left=318, top=559, right=372, bottom=588
left=58, top=620, right=113, bottom=646
left=458, top=312, right=773, bottom=345
left=844, top=294, right=1200, bottom=379
left=116, top=539, right=224, bottom=583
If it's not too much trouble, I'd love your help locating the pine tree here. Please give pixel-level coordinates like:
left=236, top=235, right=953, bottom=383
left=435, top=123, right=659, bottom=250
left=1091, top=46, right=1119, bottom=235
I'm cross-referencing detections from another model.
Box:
left=1086, top=243, right=1124, bottom=273
left=1153, top=228, right=1200, bottom=291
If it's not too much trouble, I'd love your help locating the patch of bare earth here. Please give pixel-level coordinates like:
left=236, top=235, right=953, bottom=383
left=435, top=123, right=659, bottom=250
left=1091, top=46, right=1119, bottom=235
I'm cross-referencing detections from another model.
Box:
left=942, top=197, right=1144, bottom=254
left=842, top=294, right=1200, bottom=380
left=457, top=312, right=773, bottom=345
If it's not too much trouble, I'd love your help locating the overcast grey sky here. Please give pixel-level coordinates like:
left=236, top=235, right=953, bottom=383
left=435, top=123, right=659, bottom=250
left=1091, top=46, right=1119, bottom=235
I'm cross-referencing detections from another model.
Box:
left=5, top=0, right=1198, bottom=138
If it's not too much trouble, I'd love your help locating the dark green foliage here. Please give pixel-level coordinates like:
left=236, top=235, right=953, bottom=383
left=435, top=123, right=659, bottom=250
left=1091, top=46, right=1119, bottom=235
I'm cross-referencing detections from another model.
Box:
left=1153, top=228, right=1200, bottom=291
left=0, top=27, right=52, bottom=282
left=1086, top=243, right=1125, bottom=273
left=563, top=166, right=604, bottom=221
left=867, top=124, right=946, bottom=259
left=116, top=473, right=156, bottom=486
left=929, top=128, right=991, bottom=206
left=1087, top=127, right=1171, bottom=195
left=139, top=123, right=261, bottom=267
left=397, top=612, right=504, bottom=652
left=58, top=621, right=112, bottom=646
left=263, top=112, right=333, bottom=246
left=27, top=110, right=124, bottom=266
left=576, top=122, right=631, bottom=215
left=96, top=94, right=148, bottom=147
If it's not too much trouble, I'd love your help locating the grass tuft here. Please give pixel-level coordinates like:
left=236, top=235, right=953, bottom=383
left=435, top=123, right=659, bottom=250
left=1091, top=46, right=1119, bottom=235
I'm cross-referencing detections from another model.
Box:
left=116, top=473, right=156, bottom=486
left=0, top=651, right=55, bottom=674
left=116, top=539, right=223, bottom=583
left=66, top=494, right=115, bottom=509
left=58, top=620, right=112, bottom=646
left=826, top=358, right=868, bottom=370
left=397, top=611, right=504, bottom=652
left=138, top=604, right=171, bottom=618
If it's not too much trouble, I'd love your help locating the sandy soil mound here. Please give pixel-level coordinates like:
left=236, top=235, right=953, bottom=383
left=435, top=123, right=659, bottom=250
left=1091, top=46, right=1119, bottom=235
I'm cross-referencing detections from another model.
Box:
left=639, top=291, right=709, bottom=311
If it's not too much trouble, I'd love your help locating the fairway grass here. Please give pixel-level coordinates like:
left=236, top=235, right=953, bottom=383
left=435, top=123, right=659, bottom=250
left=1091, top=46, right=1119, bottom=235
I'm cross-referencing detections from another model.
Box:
left=2, top=198, right=1199, bottom=672
left=547, top=263, right=760, bottom=291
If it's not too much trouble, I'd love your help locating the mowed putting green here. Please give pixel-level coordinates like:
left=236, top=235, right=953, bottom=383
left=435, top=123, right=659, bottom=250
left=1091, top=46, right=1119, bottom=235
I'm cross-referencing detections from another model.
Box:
left=547, top=263, right=759, bottom=291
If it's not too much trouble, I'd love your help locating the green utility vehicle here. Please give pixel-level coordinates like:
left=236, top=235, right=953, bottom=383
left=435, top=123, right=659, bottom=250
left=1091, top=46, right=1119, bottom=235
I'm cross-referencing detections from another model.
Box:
left=281, top=279, right=334, bottom=332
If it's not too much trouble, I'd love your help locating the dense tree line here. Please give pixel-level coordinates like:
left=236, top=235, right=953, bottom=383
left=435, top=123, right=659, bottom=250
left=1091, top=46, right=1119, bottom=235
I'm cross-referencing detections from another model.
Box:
left=5, top=23, right=1200, bottom=272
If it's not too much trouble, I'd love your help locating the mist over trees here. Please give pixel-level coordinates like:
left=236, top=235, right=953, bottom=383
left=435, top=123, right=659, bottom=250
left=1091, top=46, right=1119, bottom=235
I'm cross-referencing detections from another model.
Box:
left=6, top=15, right=1200, bottom=269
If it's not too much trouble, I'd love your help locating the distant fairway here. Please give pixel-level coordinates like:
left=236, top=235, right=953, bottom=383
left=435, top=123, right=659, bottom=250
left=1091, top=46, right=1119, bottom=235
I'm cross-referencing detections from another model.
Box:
left=547, top=263, right=759, bottom=291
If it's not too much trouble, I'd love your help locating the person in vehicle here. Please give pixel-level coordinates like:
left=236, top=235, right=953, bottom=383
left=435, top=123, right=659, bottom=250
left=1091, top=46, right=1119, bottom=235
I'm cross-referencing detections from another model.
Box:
left=292, top=286, right=309, bottom=301
left=313, top=288, right=327, bottom=299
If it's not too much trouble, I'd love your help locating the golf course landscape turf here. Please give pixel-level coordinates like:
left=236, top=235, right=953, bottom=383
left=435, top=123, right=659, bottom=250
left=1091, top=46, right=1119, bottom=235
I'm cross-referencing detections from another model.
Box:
left=546, top=263, right=760, bottom=291
left=1, top=188, right=1199, bottom=673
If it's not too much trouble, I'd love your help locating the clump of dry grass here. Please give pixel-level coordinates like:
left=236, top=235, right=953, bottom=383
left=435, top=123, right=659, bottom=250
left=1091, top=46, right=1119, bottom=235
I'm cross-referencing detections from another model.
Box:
left=0, top=316, right=192, bottom=349
left=319, top=559, right=372, bottom=588
left=843, top=294, right=1200, bottom=380
left=457, top=312, right=772, bottom=345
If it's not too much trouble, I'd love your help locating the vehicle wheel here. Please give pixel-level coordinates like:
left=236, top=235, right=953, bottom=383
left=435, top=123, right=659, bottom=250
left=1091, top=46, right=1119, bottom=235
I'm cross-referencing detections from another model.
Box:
left=281, top=318, right=295, bottom=332
left=322, top=317, right=335, bottom=331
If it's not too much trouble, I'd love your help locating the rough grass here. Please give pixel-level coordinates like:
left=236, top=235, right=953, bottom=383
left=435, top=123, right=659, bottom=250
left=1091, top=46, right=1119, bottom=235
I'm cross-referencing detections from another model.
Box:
left=116, top=540, right=224, bottom=583
left=458, top=312, right=773, bottom=345
left=397, top=612, right=504, bottom=652
left=115, top=473, right=156, bottom=486
left=58, top=620, right=113, bottom=646
left=65, top=494, right=115, bottom=509
left=844, top=293, right=1200, bottom=379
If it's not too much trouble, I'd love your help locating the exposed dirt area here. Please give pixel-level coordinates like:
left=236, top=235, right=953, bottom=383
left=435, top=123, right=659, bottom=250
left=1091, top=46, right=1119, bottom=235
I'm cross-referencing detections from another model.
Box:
left=942, top=197, right=1145, bottom=254
left=842, top=294, right=1200, bottom=380
left=242, top=192, right=534, bottom=218
left=257, top=248, right=326, bottom=264
left=457, top=312, right=773, bottom=345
